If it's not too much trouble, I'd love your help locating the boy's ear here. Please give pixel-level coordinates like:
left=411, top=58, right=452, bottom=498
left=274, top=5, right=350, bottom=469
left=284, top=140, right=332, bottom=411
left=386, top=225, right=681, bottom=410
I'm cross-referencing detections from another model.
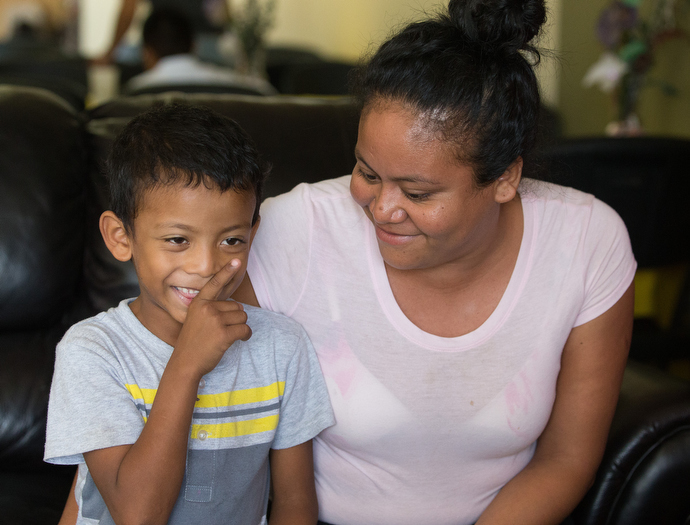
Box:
left=494, top=157, right=523, bottom=204
left=100, top=211, right=133, bottom=262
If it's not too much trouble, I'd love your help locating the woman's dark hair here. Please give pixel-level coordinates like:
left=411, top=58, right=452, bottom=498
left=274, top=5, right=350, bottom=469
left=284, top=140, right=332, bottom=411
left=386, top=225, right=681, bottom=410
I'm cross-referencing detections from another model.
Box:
left=107, top=103, right=268, bottom=233
left=351, top=0, right=547, bottom=186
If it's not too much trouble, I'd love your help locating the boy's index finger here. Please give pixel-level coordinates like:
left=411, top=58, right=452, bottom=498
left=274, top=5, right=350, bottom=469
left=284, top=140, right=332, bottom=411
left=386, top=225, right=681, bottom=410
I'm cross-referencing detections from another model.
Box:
left=196, top=259, right=242, bottom=301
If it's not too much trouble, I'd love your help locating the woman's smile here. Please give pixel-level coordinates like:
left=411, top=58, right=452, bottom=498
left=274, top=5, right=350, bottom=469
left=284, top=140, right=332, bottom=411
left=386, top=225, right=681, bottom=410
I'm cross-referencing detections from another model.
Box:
left=373, top=223, right=418, bottom=246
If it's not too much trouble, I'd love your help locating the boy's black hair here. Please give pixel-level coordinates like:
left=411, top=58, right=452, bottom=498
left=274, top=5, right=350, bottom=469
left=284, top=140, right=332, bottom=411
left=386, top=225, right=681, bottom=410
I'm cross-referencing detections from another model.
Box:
left=142, top=8, right=194, bottom=58
left=107, top=103, right=268, bottom=233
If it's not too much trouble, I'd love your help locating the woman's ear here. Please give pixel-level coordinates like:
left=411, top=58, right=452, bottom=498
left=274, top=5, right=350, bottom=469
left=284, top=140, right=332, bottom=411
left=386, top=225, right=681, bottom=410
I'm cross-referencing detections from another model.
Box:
left=100, top=211, right=133, bottom=262
left=494, top=157, right=523, bottom=204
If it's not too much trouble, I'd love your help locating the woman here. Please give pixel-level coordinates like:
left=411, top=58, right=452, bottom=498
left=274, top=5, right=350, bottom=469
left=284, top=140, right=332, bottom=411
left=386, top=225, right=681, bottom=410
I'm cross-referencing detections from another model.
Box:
left=61, top=0, right=635, bottom=523
left=240, top=0, right=634, bottom=523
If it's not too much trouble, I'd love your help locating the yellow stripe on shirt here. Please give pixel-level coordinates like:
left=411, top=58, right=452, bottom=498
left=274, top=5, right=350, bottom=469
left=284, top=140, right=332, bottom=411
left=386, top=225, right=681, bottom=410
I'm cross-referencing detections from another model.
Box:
left=191, top=414, right=280, bottom=439
left=125, top=382, right=285, bottom=409
left=195, top=382, right=285, bottom=408
left=125, top=384, right=156, bottom=404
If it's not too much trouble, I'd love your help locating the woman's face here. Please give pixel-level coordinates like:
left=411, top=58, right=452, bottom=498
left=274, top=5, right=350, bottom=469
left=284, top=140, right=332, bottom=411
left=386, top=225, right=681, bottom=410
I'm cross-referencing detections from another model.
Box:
left=350, top=101, right=511, bottom=272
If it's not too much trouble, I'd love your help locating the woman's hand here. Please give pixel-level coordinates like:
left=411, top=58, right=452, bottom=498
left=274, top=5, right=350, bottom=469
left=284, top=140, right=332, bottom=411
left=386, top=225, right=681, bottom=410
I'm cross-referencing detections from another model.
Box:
left=476, top=283, right=634, bottom=525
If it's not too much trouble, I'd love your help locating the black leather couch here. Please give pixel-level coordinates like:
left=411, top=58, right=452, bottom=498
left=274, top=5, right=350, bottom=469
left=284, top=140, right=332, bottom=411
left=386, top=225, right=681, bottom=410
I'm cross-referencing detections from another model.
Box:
left=1, top=86, right=689, bottom=525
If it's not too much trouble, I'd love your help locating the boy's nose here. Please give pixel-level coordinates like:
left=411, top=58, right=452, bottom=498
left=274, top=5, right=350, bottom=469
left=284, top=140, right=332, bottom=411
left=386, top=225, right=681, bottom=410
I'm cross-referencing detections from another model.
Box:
left=186, top=247, right=224, bottom=278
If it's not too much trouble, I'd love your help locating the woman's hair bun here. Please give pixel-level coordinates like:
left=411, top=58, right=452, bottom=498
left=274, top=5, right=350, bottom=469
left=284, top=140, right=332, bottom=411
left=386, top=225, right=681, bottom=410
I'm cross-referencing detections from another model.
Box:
left=448, top=0, right=546, bottom=54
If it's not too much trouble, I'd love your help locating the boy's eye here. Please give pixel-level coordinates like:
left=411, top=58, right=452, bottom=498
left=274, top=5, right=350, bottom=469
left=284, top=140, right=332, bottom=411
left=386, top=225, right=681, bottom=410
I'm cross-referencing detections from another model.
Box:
left=222, top=237, right=243, bottom=246
left=166, top=237, right=188, bottom=245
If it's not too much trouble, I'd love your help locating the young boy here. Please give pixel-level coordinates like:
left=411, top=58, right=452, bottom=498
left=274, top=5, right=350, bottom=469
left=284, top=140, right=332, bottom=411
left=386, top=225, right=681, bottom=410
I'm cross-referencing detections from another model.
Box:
left=44, top=104, right=334, bottom=525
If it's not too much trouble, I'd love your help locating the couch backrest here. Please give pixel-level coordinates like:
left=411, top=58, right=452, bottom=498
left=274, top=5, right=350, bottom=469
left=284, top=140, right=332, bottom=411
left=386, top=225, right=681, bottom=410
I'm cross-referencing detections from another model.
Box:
left=0, top=86, right=86, bottom=471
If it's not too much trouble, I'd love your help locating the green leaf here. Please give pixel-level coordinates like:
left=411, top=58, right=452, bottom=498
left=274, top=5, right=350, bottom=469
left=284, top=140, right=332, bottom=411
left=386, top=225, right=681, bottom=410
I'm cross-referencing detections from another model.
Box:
left=619, top=39, right=648, bottom=62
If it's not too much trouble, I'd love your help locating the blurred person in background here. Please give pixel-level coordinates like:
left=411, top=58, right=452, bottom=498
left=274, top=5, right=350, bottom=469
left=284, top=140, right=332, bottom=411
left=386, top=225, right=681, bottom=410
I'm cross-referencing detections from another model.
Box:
left=96, top=0, right=229, bottom=65
left=0, top=0, right=70, bottom=44
left=125, top=8, right=275, bottom=95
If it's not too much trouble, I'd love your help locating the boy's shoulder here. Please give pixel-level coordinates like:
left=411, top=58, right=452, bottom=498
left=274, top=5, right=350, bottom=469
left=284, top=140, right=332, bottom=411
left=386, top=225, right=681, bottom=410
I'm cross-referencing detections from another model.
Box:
left=241, top=305, right=316, bottom=362
left=58, top=299, right=148, bottom=356
left=242, top=304, right=308, bottom=341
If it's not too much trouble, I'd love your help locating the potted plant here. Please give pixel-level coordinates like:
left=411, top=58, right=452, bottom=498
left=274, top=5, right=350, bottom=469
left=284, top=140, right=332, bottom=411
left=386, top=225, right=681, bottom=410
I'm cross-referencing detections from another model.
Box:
left=582, top=0, right=689, bottom=135
left=230, top=0, right=277, bottom=77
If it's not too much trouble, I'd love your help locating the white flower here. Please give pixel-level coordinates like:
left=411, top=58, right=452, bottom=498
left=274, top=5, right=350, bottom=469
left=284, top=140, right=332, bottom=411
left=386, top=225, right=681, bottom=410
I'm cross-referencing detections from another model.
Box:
left=582, top=52, right=630, bottom=93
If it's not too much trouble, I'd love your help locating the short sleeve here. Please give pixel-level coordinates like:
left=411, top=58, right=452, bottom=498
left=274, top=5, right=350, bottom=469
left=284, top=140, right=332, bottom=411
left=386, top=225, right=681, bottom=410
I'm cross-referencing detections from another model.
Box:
left=272, top=328, right=334, bottom=450
left=44, top=337, right=144, bottom=465
left=575, top=199, right=637, bottom=326
left=249, top=183, right=314, bottom=316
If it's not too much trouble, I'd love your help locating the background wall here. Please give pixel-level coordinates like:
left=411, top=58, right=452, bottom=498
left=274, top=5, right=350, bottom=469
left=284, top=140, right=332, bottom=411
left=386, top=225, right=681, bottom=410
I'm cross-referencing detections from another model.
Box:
left=78, top=0, right=562, bottom=107
left=78, top=0, right=690, bottom=136
left=558, top=0, right=690, bottom=137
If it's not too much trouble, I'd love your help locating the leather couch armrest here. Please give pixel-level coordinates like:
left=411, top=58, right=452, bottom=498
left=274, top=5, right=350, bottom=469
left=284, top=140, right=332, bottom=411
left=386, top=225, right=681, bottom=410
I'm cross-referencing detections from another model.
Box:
left=574, top=361, right=690, bottom=525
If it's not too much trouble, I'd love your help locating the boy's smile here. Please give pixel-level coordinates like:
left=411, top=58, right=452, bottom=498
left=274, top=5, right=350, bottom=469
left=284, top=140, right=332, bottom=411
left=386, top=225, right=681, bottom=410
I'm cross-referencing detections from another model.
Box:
left=121, top=182, right=258, bottom=346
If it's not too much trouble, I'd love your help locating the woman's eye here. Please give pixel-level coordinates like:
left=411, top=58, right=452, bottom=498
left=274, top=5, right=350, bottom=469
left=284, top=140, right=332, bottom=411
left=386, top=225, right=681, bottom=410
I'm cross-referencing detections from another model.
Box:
left=355, top=165, right=378, bottom=183
left=405, top=192, right=431, bottom=202
left=361, top=171, right=378, bottom=183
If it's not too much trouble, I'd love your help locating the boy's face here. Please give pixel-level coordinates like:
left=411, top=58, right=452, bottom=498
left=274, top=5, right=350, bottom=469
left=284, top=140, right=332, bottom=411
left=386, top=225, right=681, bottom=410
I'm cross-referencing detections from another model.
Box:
left=124, top=182, right=258, bottom=346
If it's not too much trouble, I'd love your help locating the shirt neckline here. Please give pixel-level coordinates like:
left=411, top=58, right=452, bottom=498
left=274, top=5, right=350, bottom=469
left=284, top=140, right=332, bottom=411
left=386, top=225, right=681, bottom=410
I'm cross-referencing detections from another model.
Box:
left=366, top=196, right=537, bottom=352
left=115, top=299, right=243, bottom=370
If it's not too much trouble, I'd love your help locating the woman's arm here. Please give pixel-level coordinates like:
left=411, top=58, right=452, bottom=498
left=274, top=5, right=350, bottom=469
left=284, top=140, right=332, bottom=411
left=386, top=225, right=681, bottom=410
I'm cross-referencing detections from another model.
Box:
left=476, top=282, right=634, bottom=525
left=268, top=441, right=319, bottom=525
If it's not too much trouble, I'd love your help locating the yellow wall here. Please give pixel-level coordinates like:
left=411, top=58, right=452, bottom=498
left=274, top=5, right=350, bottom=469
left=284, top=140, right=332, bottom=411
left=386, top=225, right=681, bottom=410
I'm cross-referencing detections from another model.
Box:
left=558, top=0, right=690, bottom=137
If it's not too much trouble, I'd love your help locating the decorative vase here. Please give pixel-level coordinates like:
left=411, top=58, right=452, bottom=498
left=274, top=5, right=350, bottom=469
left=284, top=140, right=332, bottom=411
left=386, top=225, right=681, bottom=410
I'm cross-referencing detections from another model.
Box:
left=605, top=113, right=643, bottom=136
left=236, top=41, right=267, bottom=78
left=606, top=72, right=645, bottom=136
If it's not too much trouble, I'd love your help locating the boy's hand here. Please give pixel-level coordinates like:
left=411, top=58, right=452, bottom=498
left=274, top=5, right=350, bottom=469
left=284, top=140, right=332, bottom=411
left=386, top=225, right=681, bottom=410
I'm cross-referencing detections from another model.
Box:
left=174, top=259, right=252, bottom=377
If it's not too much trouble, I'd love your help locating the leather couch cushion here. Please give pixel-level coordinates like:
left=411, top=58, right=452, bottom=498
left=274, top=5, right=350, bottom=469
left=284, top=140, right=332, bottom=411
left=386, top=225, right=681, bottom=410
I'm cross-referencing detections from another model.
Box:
left=0, top=86, right=86, bottom=330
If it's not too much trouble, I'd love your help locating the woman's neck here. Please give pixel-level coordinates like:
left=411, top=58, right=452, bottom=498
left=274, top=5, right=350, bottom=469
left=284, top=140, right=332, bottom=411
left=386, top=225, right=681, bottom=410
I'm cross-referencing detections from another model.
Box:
left=386, top=197, right=524, bottom=337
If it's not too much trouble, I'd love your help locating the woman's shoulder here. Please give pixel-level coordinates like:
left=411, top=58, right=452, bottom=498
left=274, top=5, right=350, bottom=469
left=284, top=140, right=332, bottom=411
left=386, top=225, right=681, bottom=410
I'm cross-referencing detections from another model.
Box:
left=520, top=178, right=594, bottom=206
left=264, top=175, right=352, bottom=208
left=521, top=178, right=623, bottom=224
left=259, top=175, right=359, bottom=230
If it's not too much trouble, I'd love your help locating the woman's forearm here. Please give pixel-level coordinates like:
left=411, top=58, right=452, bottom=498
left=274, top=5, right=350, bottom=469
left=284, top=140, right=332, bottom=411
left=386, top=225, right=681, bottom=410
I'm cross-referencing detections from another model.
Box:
left=475, top=453, right=597, bottom=525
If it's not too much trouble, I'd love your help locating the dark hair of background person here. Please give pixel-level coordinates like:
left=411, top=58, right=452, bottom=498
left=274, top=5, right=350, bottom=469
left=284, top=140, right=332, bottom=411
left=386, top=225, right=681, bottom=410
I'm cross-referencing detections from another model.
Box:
left=351, top=0, right=547, bottom=186
left=107, top=103, right=269, bottom=233
left=142, top=8, right=194, bottom=58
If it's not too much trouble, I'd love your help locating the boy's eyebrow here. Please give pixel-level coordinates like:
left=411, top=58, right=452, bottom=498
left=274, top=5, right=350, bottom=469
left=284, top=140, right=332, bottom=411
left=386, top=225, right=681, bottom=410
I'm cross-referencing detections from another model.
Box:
left=156, top=222, right=251, bottom=232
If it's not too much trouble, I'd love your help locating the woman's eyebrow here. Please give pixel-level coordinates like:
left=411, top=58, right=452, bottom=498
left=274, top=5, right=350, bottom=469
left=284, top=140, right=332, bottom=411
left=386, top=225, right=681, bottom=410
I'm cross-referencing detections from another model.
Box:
left=354, top=148, right=375, bottom=173
left=355, top=149, right=441, bottom=186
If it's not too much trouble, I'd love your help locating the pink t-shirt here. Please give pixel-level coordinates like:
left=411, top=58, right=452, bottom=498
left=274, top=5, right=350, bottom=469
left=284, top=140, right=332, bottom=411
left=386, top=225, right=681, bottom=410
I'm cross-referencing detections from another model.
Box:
left=248, top=176, right=636, bottom=525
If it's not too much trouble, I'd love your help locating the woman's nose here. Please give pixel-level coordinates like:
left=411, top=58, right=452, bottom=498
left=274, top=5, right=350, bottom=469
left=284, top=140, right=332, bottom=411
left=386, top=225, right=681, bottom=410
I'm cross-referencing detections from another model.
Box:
left=371, top=187, right=406, bottom=224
